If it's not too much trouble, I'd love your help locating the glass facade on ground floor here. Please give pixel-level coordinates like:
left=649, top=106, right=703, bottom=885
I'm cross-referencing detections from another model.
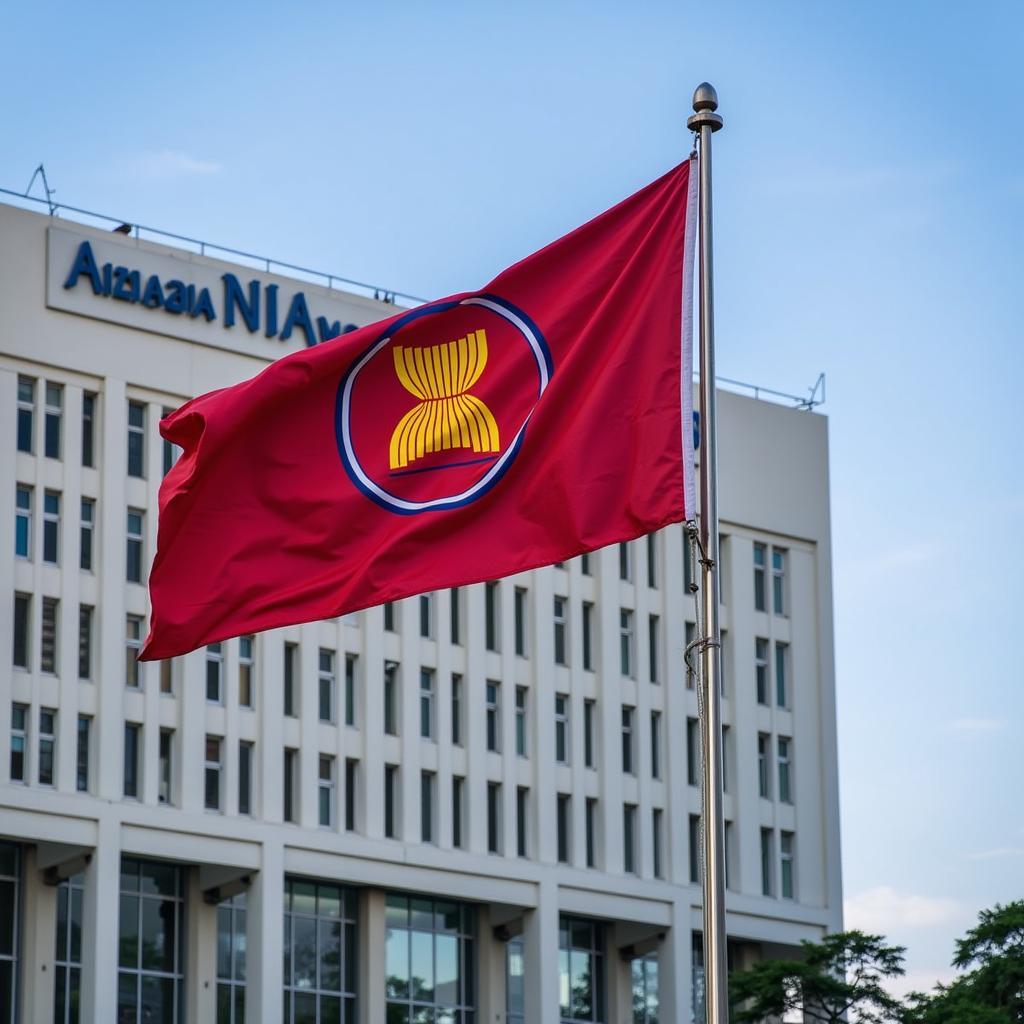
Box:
left=0, top=844, right=18, bottom=1024
left=559, top=916, right=605, bottom=1024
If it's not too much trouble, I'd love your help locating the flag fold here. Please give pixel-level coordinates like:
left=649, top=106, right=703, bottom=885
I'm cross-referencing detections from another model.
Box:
left=142, top=157, right=698, bottom=660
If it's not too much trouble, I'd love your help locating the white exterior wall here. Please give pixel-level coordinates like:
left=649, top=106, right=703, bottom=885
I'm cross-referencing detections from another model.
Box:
left=0, top=200, right=842, bottom=1023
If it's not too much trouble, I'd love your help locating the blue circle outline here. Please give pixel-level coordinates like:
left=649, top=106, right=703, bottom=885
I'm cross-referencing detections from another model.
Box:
left=335, top=294, right=553, bottom=515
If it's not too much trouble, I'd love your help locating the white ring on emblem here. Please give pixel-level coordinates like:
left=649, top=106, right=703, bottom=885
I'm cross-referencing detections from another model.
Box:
left=340, top=296, right=550, bottom=513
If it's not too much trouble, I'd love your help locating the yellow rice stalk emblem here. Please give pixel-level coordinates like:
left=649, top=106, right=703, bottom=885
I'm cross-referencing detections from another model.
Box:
left=389, top=328, right=500, bottom=470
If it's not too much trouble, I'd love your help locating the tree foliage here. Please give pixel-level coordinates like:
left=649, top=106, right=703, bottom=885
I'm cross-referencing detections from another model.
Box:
left=904, top=901, right=1024, bottom=1024
left=729, top=930, right=907, bottom=1023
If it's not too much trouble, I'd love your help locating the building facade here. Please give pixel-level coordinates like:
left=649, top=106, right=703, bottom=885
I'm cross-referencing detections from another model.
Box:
left=0, top=199, right=842, bottom=1023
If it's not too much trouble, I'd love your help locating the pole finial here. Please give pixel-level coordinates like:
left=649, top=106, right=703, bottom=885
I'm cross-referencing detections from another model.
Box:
left=687, top=82, right=723, bottom=132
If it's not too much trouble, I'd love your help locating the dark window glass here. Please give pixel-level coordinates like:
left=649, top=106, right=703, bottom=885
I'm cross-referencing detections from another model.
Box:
left=13, top=594, right=30, bottom=669
left=81, top=392, right=96, bottom=468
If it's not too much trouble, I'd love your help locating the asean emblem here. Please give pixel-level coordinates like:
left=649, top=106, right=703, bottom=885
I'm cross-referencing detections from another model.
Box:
left=336, top=295, right=552, bottom=514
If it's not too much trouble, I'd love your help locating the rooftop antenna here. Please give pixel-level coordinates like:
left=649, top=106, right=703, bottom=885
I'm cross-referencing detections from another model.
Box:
left=24, top=164, right=57, bottom=216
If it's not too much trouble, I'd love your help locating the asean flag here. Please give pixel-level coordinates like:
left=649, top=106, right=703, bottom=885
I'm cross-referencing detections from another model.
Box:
left=141, top=157, right=698, bottom=660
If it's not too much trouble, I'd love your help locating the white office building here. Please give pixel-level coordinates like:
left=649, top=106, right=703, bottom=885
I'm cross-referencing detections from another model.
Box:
left=0, top=196, right=842, bottom=1023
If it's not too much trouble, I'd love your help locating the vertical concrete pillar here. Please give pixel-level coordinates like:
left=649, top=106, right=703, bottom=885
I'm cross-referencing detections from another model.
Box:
left=20, top=849, right=57, bottom=1022
left=360, top=889, right=386, bottom=1024
left=80, top=824, right=119, bottom=1022
left=658, top=902, right=694, bottom=1024
left=522, top=880, right=559, bottom=1024
left=186, top=867, right=218, bottom=1022
left=248, top=842, right=284, bottom=1024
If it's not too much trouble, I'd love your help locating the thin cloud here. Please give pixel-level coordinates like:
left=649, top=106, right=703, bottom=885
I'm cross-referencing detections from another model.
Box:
left=131, top=150, right=223, bottom=179
left=947, top=717, right=1008, bottom=738
left=968, top=846, right=1024, bottom=861
left=844, top=886, right=963, bottom=933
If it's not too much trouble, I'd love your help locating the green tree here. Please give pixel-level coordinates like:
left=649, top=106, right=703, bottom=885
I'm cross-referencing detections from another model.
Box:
left=903, top=901, right=1024, bottom=1024
left=729, top=930, right=907, bottom=1023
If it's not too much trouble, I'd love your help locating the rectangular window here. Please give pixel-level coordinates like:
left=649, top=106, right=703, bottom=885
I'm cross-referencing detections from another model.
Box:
left=123, top=723, right=140, bottom=798
left=318, top=648, right=335, bottom=723
left=487, top=781, right=501, bottom=853
left=623, top=804, right=637, bottom=874
left=648, top=614, right=660, bottom=683
left=420, top=668, right=435, bottom=739
left=778, top=737, right=792, bottom=804
left=755, top=637, right=769, bottom=705
left=556, top=793, right=570, bottom=863
left=554, top=694, right=569, bottom=764
left=647, top=533, right=658, bottom=588
left=319, top=755, right=335, bottom=827
left=775, top=642, right=789, bottom=707
left=582, top=601, right=595, bottom=672
left=515, top=686, right=528, bottom=757
left=205, top=735, right=223, bottom=810
left=44, top=382, right=63, bottom=459
left=619, top=540, right=632, bottom=581
left=384, top=893, right=474, bottom=1023
left=687, top=717, right=699, bottom=786
left=384, top=661, right=399, bottom=736
left=758, top=733, right=771, bottom=799
left=552, top=595, right=569, bottom=666
left=215, top=891, right=246, bottom=1024
left=772, top=548, right=787, bottom=615
left=761, top=828, right=775, bottom=896
left=127, top=400, right=146, bottom=478
left=283, top=642, right=297, bottom=717
left=620, top=609, right=634, bottom=677
left=10, top=704, right=27, bottom=782
left=584, top=699, right=595, bottom=768
left=722, top=724, right=731, bottom=794
left=119, top=614, right=141, bottom=689
left=345, top=654, right=357, bottom=726
left=781, top=831, right=795, bottom=899
left=158, top=729, right=173, bottom=805
left=238, top=635, right=254, bottom=708
left=238, top=741, right=253, bottom=816
left=516, top=786, right=529, bottom=857
left=14, top=593, right=30, bottom=669
left=384, top=764, right=398, bottom=838
left=650, top=711, right=662, bottom=779
left=450, top=588, right=461, bottom=645
left=42, top=490, right=60, bottom=564
left=585, top=798, right=597, bottom=868
left=118, top=859, right=185, bottom=1023
left=41, top=596, right=58, bottom=673
left=514, top=587, right=527, bottom=656
left=486, top=681, right=500, bottom=752
left=621, top=706, right=635, bottom=775
left=753, top=542, right=767, bottom=611
left=683, top=530, right=694, bottom=594
left=652, top=808, right=664, bottom=879
left=725, top=821, right=735, bottom=890
left=76, top=715, right=90, bottom=792
left=557, top=921, right=602, bottom=1024
left=685, top=621, right=696, bottom=689
left=126, top=508, right=143, bottom=583
left=345, top=758, right=357, bottom=831
left=420, top=770, right=435, bottom=842
left=283, top=749, right=297, bottom=823
left=81, top=391, right=96, bottom=468
left=452, top=776, right=464, bottom=848
left=206, top=642, right=223, bottom=702
left=14, top=485, right=31, bottom=559
left=161, top=407, right=180, bottom=477
left=419, top=593, right=433, bottom=638
left=79, top=497, right=94, bottom=571
left=159, top=658, right=173, bottom=695
left=38, top=708, right=56, bottom=785
left=384, top=601, right=396, bottom=631
left=17, top=375, right=35, bottom=452
left=689, top=815, right=702, bottom=883
left=451, top=673, right=462, bottom=746
left=581, top=552, right=591, bottom=576
left=485, top=581, right=500, bottom=651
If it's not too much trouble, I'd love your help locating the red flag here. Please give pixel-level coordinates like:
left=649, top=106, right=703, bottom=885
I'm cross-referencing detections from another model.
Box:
left=142, top=158, right=698, bottom=660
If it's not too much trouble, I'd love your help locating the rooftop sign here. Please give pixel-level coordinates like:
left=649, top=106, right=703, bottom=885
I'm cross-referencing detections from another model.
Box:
left=46, top=227, right=390, bottom=358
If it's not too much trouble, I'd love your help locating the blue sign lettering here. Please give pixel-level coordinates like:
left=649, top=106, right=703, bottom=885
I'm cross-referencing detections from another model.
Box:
left=62, top=240, right=360, bottom=346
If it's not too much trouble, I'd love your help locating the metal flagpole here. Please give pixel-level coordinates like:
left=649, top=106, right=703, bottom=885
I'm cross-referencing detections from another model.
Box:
left=687, top=83, right=728, bottom=1024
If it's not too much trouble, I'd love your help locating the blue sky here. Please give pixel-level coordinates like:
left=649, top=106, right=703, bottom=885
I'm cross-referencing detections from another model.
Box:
left=3, top=0, right=1022, bottom=995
